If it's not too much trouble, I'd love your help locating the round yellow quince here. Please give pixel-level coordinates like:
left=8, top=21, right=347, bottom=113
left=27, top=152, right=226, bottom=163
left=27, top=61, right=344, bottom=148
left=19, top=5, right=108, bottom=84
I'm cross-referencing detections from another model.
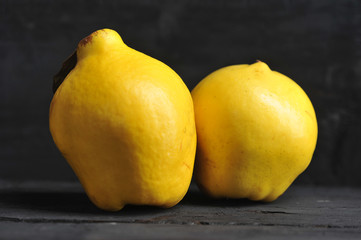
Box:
left=49, top=29, right=196, bottom=211
left=191, top=62, right=317, bottom=202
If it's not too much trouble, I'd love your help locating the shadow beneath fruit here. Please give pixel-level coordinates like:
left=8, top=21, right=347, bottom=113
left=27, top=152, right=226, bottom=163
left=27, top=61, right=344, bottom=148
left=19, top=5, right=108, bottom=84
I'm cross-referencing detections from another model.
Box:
left=0, top=190, right=99, bottom=213
left=0, top=190, right=171, bottom=219
left=182, top=183, right=272, bottom=208
left=0, top=182, right=288, bottom=223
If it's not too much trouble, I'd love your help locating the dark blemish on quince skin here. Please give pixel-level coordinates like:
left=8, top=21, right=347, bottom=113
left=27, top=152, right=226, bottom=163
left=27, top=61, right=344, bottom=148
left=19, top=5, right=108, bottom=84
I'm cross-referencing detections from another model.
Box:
left=79, top=29, right=109, bottom=46
left=79, top=34, right=93, bottom=47
left=52, top=51, right=77, bottom=93
left=53, top=30, right=108, bottom=93
left=79, top=30, right=105, bottom=47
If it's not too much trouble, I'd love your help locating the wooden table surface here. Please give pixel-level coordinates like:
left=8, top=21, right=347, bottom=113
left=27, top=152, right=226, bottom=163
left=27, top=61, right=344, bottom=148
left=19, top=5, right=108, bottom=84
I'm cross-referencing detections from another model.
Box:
left=0, top=180, right=360, bottom=239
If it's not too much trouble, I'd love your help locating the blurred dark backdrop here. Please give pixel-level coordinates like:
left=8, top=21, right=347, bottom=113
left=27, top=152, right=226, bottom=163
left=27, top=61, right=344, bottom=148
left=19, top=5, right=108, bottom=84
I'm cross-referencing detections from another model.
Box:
left=1, top=0, right=360, bottom=186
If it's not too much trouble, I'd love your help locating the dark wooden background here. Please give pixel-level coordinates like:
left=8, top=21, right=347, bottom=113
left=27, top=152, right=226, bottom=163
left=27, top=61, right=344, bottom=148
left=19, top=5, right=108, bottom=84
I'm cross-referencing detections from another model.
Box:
left=1, top=0, right=360, bottom=186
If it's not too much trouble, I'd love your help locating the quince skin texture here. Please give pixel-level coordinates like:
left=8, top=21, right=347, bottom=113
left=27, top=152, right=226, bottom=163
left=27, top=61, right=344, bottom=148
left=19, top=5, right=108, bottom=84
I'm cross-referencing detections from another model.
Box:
left=192, top=62, right=317, bottom=202
left=50, top=29, right=196, bottom=211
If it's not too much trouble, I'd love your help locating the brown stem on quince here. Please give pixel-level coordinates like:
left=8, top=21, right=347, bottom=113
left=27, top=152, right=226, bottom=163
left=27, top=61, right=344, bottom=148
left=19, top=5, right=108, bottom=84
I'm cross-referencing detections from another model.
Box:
left=53, top=51, right=77, bottom=94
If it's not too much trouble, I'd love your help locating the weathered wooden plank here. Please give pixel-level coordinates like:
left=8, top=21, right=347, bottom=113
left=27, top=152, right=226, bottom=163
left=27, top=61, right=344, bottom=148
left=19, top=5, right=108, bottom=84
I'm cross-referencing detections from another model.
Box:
left=0, top=222, right=360, bottom=240
left=0, top=181, right=360, bottom=239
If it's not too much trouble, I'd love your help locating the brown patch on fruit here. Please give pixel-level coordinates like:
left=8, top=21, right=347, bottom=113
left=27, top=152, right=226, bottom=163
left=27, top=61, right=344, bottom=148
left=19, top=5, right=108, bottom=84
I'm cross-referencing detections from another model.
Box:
left=79, top=34, right=93, bottom=47
left=79, top=30, right=105, bottom=47
left=183, top=161, right=191, bottom=170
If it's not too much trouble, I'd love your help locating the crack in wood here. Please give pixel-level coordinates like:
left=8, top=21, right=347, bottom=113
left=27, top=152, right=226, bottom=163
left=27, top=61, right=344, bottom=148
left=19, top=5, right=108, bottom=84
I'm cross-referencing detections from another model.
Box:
left=259, top=210, right=295, bottom=214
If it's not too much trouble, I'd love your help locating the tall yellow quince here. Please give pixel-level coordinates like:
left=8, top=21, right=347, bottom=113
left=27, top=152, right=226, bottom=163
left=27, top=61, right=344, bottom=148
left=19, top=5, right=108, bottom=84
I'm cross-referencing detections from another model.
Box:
left=192, top=62, right=317, bottom=202
left=49, top=29, right=196, bottom=211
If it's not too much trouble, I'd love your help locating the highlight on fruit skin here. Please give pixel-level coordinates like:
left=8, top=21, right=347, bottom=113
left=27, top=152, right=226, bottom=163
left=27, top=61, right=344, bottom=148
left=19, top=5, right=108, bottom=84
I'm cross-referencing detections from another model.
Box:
left=49, top=29, right=197, bottom=211
left=191, top=61, right=318, bottom=202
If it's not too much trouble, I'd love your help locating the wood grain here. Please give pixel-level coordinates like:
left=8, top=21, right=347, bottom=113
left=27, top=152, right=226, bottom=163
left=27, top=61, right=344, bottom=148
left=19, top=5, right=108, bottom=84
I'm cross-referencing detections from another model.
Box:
left=0, top=181, right=360, bottom=239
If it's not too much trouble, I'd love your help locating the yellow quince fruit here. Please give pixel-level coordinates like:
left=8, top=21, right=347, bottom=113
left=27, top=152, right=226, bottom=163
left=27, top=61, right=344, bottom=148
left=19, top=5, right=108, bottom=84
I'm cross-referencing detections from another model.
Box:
left=49, top=29, right=196, bottom=211
left=191, top=62, right=317, bottom=202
